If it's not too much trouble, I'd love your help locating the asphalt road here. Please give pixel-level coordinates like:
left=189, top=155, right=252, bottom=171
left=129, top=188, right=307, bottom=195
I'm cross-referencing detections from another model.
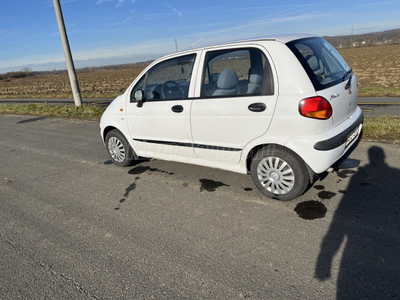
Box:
left=357, top=97, right=400, bottom=116
left=1, top=115, right=399, bottom=299
left=1, top=97, right=400, bottom=116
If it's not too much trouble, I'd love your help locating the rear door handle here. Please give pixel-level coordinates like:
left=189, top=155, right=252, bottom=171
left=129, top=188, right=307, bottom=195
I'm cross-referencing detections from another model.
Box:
left=172, top=105, right=184, bottom=113
left=248, top=102, right=266, bottom=112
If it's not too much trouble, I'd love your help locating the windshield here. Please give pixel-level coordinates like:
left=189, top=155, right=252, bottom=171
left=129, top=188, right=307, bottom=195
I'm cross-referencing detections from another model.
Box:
left=286, top=37, right=351, bottom=91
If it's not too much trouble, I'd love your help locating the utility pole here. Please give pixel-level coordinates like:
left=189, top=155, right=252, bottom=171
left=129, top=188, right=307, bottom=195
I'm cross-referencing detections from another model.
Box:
left=53, top=0, right=83, bottom=107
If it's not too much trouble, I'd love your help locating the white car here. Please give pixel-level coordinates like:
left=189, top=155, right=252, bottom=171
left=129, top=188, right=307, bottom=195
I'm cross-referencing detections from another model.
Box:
left=100, top=34, right=363, bottom=201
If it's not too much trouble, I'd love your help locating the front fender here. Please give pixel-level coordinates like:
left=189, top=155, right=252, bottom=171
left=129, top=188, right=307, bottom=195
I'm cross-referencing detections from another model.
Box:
left=100, top=94, right=133, bottom=151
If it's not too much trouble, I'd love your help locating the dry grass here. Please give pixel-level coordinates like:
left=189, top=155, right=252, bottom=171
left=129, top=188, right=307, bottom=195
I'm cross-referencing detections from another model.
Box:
left=0, top=103, right=105, bottom=120
left=362, top=115, right=400, bottom=142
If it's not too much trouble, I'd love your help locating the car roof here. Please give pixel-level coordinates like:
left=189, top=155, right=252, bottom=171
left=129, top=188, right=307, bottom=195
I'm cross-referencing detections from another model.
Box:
left=152, top=33, right=320, bottom=64
left=187, top=33, right=319, bottom=52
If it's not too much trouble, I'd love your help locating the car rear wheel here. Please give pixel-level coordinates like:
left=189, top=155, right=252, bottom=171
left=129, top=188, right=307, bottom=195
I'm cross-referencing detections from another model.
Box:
left=105, top=129, right=135, bottom=167
left=250, top=145, right=309, bottom=201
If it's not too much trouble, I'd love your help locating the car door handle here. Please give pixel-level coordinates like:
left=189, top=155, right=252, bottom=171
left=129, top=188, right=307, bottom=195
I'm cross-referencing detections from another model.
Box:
left=248, top=103, right=266, bottom=112
left=172, top=105, right=184, bottom=113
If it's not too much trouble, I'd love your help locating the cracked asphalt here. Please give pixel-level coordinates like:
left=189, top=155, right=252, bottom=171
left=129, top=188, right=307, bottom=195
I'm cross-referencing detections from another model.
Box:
left=1, top=114, right=399, bottom=299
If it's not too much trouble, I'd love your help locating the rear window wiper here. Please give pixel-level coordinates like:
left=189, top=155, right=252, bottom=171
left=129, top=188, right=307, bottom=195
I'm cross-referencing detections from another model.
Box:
left=342, top=68, right=352, bottom=81
left=343, top=68, right=353, bottom=90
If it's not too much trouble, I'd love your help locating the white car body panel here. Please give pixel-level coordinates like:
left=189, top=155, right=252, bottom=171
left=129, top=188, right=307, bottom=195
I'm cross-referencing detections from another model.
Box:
left=317, top=76, right=359, bottom=126
left=190, top=44, right=279, bottom=164
left=126, top=99, right=196, bottom=158
left=284, top=107, right=363, bottom=173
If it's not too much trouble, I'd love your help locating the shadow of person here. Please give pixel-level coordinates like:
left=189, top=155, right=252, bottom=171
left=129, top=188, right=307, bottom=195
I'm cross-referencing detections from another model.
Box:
left=315, top=146, right=400, bottom=299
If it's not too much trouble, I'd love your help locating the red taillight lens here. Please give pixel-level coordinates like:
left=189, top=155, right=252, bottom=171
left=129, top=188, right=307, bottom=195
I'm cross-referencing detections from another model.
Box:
left=299, top=96, right=332, bottom=120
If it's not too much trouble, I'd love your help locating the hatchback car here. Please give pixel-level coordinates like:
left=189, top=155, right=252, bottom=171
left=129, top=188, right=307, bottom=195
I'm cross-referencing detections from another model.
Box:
left=100, top=34, right=363, bottom=201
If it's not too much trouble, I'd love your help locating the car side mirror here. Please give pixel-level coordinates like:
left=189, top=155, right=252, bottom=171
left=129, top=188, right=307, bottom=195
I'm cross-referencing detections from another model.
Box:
left=133, top=89, right=144, bottom=107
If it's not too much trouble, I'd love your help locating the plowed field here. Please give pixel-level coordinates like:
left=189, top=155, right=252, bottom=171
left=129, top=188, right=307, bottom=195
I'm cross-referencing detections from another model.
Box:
left=0, top=68, right=143, bottom=98
left=339, top=43, right=400, bottom=88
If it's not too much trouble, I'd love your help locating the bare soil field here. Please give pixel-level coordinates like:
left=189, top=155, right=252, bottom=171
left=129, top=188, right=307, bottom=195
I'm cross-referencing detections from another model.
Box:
left=0, top=44, right=399, bottom=98
left=0, top=68, right=143, bottom=98
left=338, top=43, right=400, bottom=88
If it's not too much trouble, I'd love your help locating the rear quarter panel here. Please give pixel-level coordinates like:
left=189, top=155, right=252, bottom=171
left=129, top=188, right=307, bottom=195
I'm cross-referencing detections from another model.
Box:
left=241, top=41, right=335, bottom=160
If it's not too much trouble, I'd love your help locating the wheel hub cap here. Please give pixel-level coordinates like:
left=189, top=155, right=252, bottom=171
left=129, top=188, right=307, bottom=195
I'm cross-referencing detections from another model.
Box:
left=108, top=137, right=126, bottom=163
left=257, top=157, right=295, bottom=195
left=270, top=171, right=280, bottom=182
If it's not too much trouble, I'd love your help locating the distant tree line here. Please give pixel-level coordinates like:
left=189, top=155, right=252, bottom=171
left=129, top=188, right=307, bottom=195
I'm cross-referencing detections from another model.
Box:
left=76, top=60, right=153, bottom=73
left=0, top=60, right=154, bottom=79
left=0, top=67, right=34, bottom=81
left=324, top=28, right=400, bottom=48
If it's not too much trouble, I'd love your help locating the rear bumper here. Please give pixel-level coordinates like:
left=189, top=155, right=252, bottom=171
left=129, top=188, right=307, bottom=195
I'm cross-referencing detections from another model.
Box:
left=284, top=107, right=363, bottom=174
left=314, top=112, right=364, bottom=151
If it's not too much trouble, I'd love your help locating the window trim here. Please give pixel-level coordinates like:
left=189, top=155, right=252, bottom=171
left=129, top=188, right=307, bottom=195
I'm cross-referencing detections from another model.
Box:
left=199, top=47, right=274, bottom=99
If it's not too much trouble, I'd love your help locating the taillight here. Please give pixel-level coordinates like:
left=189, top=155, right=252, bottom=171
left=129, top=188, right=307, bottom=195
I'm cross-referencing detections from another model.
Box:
left=299, top=96, right=332, bottom=120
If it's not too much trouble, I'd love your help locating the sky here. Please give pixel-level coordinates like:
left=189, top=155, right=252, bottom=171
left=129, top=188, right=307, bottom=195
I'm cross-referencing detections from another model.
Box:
left=1, top=0, right=400, bottom=73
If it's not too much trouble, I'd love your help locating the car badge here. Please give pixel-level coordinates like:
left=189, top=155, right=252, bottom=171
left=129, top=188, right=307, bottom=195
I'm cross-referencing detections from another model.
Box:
left=330, top=93, right=339, bottom=100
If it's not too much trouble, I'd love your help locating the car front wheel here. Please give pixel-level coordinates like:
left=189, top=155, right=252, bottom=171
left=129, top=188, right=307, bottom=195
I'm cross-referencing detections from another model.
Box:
left=105, top=129, right=135, bottom=167
left=250, top=145, right=309, bottom=201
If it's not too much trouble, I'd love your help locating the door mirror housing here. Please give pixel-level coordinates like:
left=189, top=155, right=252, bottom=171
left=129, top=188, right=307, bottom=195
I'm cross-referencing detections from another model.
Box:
left=133, top=89, right=144, bottom=107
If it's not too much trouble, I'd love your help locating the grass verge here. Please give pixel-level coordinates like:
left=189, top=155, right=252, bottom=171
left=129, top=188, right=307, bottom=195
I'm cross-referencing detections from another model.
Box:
left=0, top=103, right=105, bottom=120
left=363, top=115, right=400, bottom=142
left=0, top=103, right=399, bottom=142
left=0, top=92, right=118, bottom=99
left=359, top=87, right=400, bottom=97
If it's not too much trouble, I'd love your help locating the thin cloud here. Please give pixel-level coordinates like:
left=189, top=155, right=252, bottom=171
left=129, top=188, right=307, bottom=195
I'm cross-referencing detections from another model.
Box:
left=163, top=3, right=182, bottom=18
left=104, top=16, right=133, bottom=27
left=96, top=0, right=113, bottom=4
left=123, top=16, right=133, bottom=24
left=95, top=0, right=130, bottom=7
left=173, top=8, right=182, bottom=18
left=132, top=12, right=177, bottom=18
left=39, top=0, right=78, bottom=10
left=62, top=0, right=78, bottom=4
left=356, top=0, right=400, bottom=8
left=116, top=0, right=126, bottom=7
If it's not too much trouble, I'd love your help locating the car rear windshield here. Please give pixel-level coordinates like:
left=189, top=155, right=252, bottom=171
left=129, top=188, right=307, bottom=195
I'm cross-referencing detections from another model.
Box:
left=286, top=37, right=351, bottom=91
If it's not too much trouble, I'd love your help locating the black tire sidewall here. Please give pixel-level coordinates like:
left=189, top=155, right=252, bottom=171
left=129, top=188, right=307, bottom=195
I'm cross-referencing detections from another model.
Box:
left=250, top=146, right=309, bottom=201
left=105, top=130, right=134, bottom=167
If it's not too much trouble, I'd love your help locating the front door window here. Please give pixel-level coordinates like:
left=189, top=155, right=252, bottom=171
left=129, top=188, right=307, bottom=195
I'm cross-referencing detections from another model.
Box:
left=131, top=54, right=196, bottom=102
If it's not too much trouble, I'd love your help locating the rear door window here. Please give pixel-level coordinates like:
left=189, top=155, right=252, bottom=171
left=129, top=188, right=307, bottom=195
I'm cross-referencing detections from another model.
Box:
left=286, top=37, right=351, bottom=91
left=201, top=48, right=274, bottom=97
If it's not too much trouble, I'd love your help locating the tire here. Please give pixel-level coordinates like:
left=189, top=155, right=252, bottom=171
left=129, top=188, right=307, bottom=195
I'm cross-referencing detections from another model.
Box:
left=250, top=145, right=309, bottom=201
left=105, top=129, right=135, bottom=167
